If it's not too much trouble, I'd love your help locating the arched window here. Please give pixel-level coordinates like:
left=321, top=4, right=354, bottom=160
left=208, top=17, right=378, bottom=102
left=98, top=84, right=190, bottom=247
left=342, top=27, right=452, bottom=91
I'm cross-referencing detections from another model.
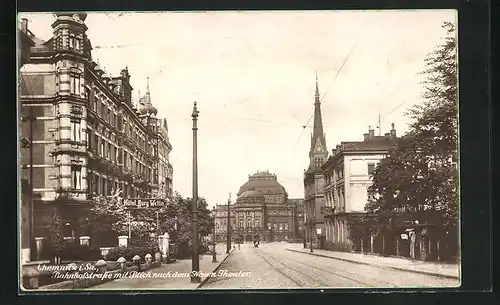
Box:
left=267, top=222, right=271, bottom=230
left=255, top=220, right=260, bottom=228
left=247, top=219, right=252, bottom=228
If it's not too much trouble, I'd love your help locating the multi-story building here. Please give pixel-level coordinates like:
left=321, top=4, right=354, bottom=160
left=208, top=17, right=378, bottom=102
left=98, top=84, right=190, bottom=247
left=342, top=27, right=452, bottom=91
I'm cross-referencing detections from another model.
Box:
left=303, top=75, right=327, bottom=249
left=156, top=118, right=173, bottom=198
left=215, top=171, right=303, bottom=243
left=18, top=13, right=173, bottom=244
left=321, top=125, right=398, bottom=251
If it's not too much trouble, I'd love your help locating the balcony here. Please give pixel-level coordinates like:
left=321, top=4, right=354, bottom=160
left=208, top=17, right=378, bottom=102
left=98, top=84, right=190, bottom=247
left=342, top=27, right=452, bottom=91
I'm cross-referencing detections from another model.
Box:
left=321, top=206, right=335, bottom=218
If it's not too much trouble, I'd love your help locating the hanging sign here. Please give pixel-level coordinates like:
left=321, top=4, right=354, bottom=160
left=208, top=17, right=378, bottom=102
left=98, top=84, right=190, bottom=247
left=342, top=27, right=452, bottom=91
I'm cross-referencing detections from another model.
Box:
left=122, top=198, right=166, bottom=209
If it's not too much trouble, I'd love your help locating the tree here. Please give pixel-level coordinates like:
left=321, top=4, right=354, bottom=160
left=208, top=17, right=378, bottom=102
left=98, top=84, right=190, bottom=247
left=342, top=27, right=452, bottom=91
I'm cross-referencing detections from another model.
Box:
left=366, top=22, right=458, bottom=233
left=87, top=190, right=130, bottom=246
left=155, top=192, right=213, bottom=257
left=49, top=208, right=64, bottom=263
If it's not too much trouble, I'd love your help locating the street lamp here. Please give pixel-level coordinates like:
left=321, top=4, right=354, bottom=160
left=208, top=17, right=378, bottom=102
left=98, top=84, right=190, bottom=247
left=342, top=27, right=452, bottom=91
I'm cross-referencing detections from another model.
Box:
left=212, top=206, right=217, bottom=263
left=190, top=102, right=200, bottom=283
left=226, top=193, right=231, bottom=254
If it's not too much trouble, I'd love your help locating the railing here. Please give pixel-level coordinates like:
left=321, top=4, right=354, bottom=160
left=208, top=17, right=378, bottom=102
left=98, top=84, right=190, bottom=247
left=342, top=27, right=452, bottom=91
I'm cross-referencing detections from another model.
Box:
left=321, top=206, right=335, bottom=217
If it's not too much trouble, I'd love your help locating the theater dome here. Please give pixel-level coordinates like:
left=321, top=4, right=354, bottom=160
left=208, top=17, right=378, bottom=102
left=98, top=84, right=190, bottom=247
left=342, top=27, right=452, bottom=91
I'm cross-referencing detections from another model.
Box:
left=237, top=170, right=286, bottom=197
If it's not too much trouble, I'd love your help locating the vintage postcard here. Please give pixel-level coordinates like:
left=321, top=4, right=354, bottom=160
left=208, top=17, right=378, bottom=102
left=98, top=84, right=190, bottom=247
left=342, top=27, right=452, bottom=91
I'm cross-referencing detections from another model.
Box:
left=18, top=10, right=460, bottom=291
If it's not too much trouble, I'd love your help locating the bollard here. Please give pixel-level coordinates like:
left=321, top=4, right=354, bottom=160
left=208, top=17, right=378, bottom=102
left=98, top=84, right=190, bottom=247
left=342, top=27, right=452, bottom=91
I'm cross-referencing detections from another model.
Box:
left=145, top=254, right=152, bottom=269
left=95, top=259, right=107, bottom=273
left=117, top=257, right=127, bottom=271
left=132, top=255, right=141, bottom=271
left=22, top=267, right=40, bottom=289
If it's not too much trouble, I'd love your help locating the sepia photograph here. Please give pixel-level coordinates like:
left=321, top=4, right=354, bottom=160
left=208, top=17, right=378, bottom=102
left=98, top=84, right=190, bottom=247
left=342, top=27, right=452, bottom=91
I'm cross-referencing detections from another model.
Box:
left=18, top=10, right=460, bottom=291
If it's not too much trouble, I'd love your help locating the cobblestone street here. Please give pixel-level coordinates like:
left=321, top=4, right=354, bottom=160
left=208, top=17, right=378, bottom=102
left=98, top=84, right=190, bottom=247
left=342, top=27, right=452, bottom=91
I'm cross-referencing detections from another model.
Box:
left=201, top=243, right=460, bottom=289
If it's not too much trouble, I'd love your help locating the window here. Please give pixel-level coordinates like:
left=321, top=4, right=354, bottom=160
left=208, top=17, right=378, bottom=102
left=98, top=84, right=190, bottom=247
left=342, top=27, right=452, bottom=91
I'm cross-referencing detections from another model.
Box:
left=71, top=165, right=82, bottom=190
left=239, top=220, right=243, bottom=228
left=106, top=142, right=110, bottom=159
left=255, top=220, right=260, bottom=228
left=69, top=36, right=74, bottom=48
left=273, top=223, right=277, bottom=230
left=70, top=119, right=81, bottom=142
left=86, top=131, right=91, bottom=149
left=267, top=222, right=271, bottom=230
left=284, top=223, right=289, bottom=231
left=75, top=38, right=80, bottom=50
left=124, top=152, right=128, bottom=167
left=100, top=140, right=105, bottom=157
left=247, top=219, right=252, bottom=228
left=70, top=75, right=80, bottom=95
left=279, top=223, right=283, bottom=231
left=368, top=163, right=375, bottom=175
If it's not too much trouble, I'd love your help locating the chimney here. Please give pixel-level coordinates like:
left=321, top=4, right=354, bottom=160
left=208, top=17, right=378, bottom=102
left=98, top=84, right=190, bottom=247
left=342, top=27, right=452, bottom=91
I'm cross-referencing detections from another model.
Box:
left=368, top=126, right=375, bottom=140
left=21, top=18, right=28, bottom=33
left=363, top=133, right=369, bottom=141
left=390, top=123, right=397, bottom=137
left=331, top=149, right=336, bottom=155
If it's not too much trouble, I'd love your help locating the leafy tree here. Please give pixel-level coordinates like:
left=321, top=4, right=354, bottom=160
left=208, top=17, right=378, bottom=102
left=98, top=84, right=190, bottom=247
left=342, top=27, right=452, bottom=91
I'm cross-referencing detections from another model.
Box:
left=49, top=207, right=64, bottom=262
left=87, top=190, right=129, bottom=246
left=87, top=190, right=213, bottom=251
left=365, top=22, right=458, bottom=233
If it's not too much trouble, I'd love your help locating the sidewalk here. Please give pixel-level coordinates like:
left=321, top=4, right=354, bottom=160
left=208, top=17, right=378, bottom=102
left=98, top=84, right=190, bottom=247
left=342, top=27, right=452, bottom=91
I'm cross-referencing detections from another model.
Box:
left=286, top=244, right=460, bottom=279
left=89, top=243, right=234, bottom=290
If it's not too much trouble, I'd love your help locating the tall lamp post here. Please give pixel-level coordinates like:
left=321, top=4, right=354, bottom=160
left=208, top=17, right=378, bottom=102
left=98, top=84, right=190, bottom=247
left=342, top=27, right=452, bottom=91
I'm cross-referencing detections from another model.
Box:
left=226, top=193, right=231, bottom=254
left=310, top=224, right=314, bottom=253
left=212, top=206, right=217, bottom=263
left=190, top=102, right=200, bottom=283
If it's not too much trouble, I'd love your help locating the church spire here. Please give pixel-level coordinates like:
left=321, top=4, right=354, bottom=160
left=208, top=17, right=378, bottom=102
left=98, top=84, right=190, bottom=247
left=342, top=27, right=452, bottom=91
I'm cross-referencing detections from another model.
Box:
left=309, top=72, right=328, bottom=168
left=315, top=70, right=320, bottom=101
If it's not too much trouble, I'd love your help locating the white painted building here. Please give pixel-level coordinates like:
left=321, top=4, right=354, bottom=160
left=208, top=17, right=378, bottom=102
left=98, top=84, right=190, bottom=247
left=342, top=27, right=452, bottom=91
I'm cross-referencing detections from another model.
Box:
left=321, top=125, right=398, bottom=251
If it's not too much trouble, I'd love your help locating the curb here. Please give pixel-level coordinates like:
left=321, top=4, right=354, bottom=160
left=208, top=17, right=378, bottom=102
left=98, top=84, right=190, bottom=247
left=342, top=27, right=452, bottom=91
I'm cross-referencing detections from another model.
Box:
left=286, top=249, right=459, bottom=280
left=197, top=248, right=235, bottom=288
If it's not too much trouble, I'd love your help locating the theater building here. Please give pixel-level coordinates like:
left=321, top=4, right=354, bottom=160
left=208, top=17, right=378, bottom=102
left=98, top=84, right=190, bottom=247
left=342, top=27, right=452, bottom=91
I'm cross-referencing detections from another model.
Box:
left=18, top=13, right=173, bottom=243
left=215, top=171, right=304, bottom=243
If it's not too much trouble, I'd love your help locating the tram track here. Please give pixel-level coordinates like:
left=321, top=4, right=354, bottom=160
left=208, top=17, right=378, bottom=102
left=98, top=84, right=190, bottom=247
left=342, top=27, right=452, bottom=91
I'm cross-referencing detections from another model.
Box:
left=252, top=247, right=329, bottom=287
left=272, top=250, right=398, bottom=288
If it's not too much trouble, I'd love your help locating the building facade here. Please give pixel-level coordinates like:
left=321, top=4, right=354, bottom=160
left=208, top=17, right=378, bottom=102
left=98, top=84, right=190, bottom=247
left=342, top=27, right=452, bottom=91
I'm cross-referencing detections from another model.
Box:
left=303, top=75, right=327, bottom=249
left=322, top=125, right=397, bottom=251
left=215, top=171, right=304, bottom=243
left=19, top=13, right=173, bottom=243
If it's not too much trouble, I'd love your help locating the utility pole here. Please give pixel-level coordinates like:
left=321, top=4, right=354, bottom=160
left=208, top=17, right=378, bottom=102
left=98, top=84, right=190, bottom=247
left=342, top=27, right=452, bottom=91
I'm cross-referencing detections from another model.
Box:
left=212, top=206, right=217, bottom=263
left=27, top=107, right=36, bottom=261
left=226, top=193, right=231, bottom=254
left=190, top=102, right=200, bottom=283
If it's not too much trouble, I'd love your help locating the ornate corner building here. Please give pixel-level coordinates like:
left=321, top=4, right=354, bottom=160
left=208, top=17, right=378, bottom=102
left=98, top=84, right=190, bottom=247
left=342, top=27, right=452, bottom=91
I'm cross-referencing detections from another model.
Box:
left=303, top=74, right=328, bottom=249
left=18, top=13, right=173, bottom=239
left=215, top=171, right=304, bottom=243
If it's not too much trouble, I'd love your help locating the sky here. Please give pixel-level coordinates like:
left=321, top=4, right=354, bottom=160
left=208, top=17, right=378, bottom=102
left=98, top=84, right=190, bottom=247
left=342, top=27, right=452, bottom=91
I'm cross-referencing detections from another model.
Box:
left=19, top=10, right=457, bottom=208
